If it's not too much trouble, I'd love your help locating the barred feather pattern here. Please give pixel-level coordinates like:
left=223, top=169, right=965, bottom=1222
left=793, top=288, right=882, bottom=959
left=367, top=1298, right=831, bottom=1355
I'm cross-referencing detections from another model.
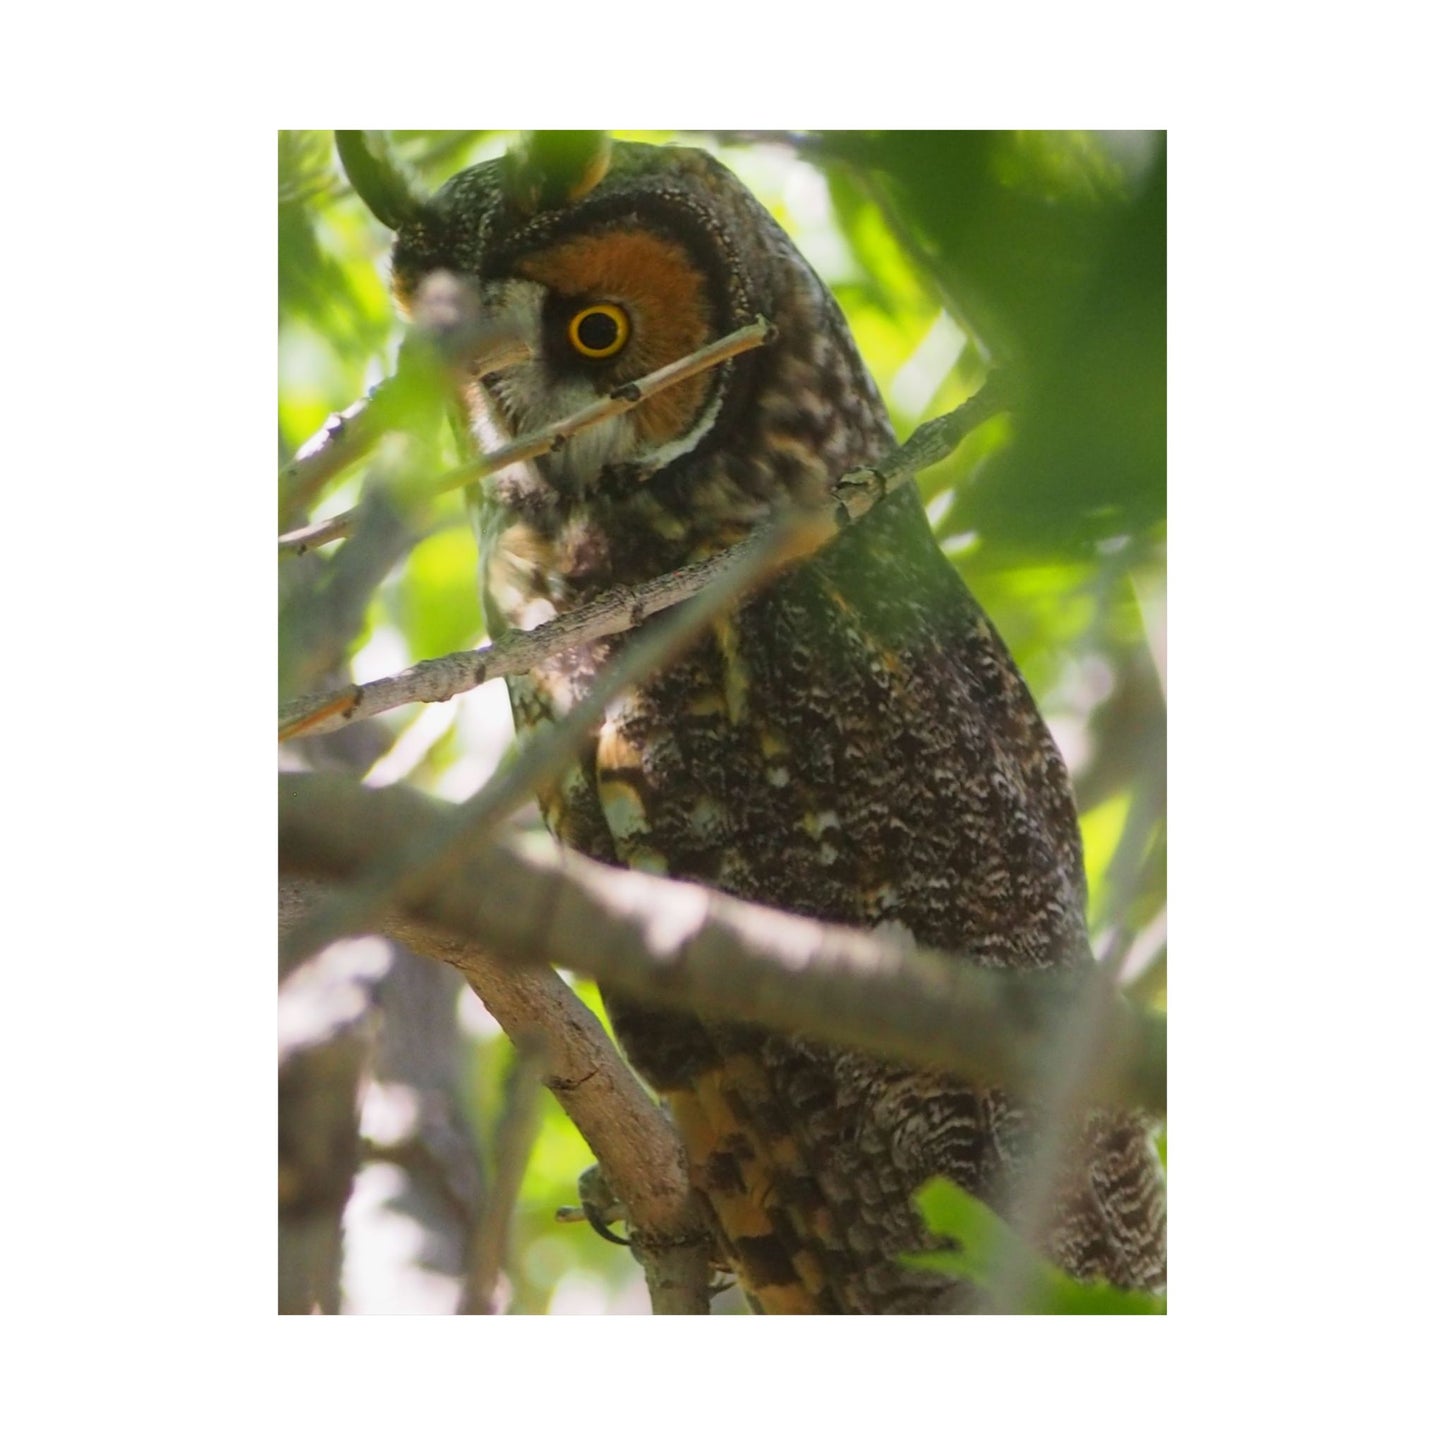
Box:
left=393, top=141, right=1165, bottom=1311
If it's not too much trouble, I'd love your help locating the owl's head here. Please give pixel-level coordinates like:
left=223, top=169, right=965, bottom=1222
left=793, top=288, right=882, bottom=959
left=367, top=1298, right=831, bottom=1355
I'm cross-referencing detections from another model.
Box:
left=391, top=141, right=891, bottom=529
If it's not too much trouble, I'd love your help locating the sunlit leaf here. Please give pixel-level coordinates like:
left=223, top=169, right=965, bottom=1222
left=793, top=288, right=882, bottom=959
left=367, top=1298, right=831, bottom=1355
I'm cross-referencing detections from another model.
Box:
left=908, top=1178, right=1165, bottom=1314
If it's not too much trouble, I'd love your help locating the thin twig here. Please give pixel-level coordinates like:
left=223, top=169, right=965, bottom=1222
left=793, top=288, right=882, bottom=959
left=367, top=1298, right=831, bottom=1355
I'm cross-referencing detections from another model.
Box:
left=830, top=365, right=1018, bottom=520
left=279, top=394, right=380, bottom=527
left=279, top=368, right=1017, bottom=739
left=279, top=511, right=355, bottom=557
left=278, top=317, right=776, bottom=557
left=280, top=269, right=528, bottom=533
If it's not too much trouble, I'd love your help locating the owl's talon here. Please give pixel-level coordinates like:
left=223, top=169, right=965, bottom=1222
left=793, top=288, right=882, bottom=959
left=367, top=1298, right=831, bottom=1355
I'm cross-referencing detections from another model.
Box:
left=557, top=1163, right=632, bottom=1246
left=582, top=1202, right=632, bottom=1247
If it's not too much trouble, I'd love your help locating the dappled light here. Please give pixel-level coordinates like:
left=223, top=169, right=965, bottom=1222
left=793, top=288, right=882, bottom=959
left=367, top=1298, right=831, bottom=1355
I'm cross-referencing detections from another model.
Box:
left=279, top=129, right=1166, bottom=1315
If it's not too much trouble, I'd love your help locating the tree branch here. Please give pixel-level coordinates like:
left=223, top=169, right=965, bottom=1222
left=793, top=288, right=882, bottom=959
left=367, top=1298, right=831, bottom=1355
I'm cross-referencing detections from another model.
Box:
left=280, top=529, right=794, bottom=741
left=278, top=506, right=822, bottom=974
left=279, top=367, right=1018, bottom=740
left=278, top=317, right=775, bottom=558
left=279, top=772, right=1166, bottom=1115
left=283, top=875, right=714, bottom=1314
left=279, top=394, right=379, bottom=530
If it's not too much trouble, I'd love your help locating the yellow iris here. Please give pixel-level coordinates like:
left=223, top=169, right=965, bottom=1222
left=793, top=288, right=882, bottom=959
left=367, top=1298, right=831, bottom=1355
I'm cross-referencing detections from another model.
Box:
left=567, top=302, right=630, bottom=359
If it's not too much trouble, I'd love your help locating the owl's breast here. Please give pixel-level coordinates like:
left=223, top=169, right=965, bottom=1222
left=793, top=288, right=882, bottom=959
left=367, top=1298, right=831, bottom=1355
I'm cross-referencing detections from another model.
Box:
left=605, top=513, right=1087, bottom=968
left=479, top=483, right=1117, bottom=1311
left=482, top=482, right=1088, bottom=963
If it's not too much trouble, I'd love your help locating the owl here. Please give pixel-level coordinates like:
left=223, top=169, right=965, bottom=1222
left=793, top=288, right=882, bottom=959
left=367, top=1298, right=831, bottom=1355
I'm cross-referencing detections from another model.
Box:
left=390, top=139, right=1165, bottom=1312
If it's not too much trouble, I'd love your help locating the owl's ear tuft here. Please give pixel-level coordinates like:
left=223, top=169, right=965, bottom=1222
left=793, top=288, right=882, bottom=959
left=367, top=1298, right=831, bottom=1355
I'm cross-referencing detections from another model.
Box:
left=502, top=131, right=612, bottom=216
left=336, top=130, right=431, bottom=231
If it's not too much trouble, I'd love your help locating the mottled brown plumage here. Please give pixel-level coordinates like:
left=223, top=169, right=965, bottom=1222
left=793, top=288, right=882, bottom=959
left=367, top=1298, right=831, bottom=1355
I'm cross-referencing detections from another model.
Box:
left=392, top=140, right=1165, bottom=1312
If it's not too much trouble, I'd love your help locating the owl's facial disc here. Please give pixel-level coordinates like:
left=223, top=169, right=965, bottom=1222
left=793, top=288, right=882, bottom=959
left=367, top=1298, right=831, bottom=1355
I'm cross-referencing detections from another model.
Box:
left=467, top=227, right=726, bottom=499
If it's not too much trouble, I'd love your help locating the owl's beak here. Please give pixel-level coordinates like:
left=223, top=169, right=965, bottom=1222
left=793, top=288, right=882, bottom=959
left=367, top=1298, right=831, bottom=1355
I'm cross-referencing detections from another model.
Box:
left=466, top=279, right=545, bottom=377
left=465, top=318, right=533, bottom=375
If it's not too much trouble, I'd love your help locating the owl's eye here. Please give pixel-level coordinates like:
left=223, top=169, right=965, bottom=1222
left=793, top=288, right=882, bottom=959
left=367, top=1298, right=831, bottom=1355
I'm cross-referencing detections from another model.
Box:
left=566, top=303, right=630, bottom=360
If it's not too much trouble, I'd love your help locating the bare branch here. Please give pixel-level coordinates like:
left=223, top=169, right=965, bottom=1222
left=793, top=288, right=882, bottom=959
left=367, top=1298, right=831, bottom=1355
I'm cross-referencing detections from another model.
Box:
left=281, top=533, right=786, bottom=740
left=278, top=508, right=820, bottom=971
left=282, top=876, right=713, bottom=1314
left=450, top=938, right=712, bottom=1314
left=278, top=317, right=775, bottom=558
left=278, top=510, right=355, bottom=557
left=279, top=395, right=379, bottom=528
left=279, top=368, right=1017, bottom=740
left=279, top=772, right=1166, bottom=1115
left=832, top=365, right=1018, bottom=517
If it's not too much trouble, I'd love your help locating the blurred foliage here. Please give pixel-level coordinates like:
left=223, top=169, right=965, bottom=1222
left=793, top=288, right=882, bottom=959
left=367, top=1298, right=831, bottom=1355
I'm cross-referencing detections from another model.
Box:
left=278, top=129, right=1166, bottom=1314
left=830, top=130, right=1166, bottom=555
left=907, top=1178, right=1166, bottom=1314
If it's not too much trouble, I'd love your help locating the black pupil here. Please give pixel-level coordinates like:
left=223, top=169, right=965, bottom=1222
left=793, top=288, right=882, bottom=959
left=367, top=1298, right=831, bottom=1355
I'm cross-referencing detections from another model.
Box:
left=577, top=309, right=619, bottom=353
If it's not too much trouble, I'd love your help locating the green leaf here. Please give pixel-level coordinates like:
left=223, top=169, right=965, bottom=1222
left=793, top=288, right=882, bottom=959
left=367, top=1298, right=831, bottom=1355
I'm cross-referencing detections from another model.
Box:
left=908, top=1178, right=1165, bottom=1314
